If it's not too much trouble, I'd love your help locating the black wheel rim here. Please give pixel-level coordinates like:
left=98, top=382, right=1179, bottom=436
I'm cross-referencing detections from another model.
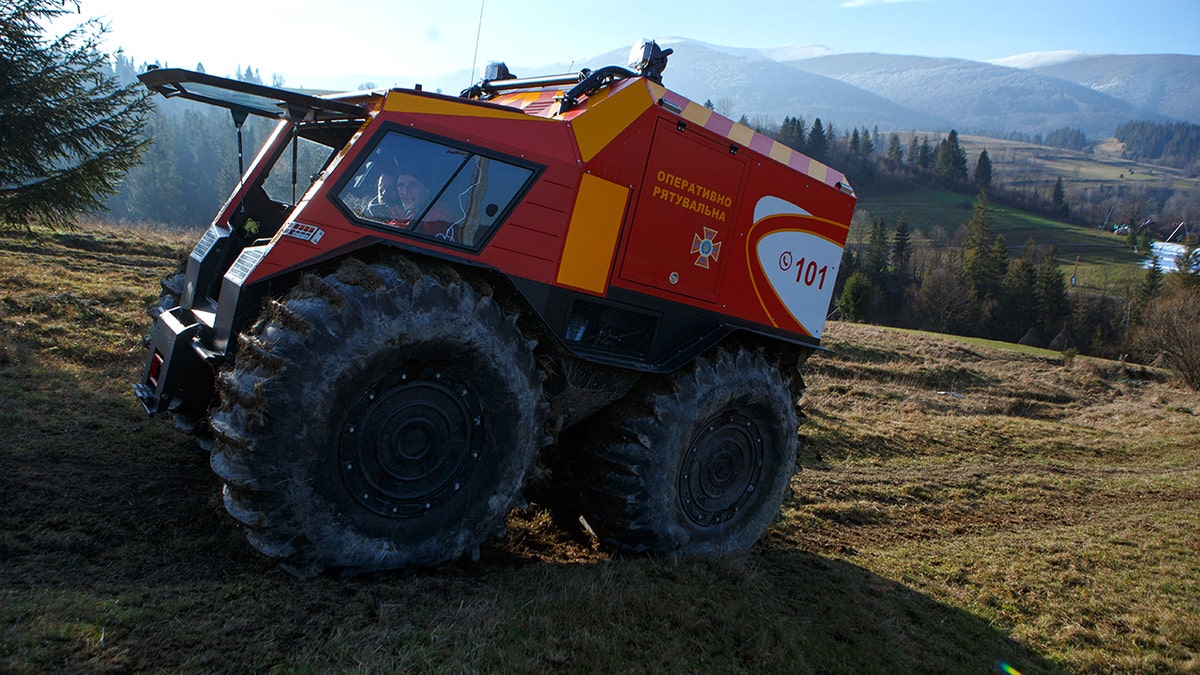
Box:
left=339, top=367, right=483, bottom=518
left=679, top=411, right=765, bottom=527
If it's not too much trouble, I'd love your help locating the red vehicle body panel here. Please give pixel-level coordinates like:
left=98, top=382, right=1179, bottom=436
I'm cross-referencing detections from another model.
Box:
left=240, top=76, right=855, bottom=343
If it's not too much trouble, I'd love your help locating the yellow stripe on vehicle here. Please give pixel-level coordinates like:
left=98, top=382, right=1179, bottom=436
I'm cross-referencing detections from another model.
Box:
left=570, top=82, right=655, bottom=162
left=382, top=91, right=552, bottom=121
left=556, top=174, right=629, bottom=294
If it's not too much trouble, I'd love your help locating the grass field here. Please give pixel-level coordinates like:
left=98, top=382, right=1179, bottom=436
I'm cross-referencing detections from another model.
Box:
left=956, top=135, right=1199, bottom=194
left=2, top=223, right=1198, bottom=672
left=855, top=186, right=1149, bottom=292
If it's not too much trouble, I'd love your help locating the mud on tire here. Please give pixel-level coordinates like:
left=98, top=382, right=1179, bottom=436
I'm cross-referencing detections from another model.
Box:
left=209, top=258, right=544, bottom=577
left=569, top=347, right=798, bottom=555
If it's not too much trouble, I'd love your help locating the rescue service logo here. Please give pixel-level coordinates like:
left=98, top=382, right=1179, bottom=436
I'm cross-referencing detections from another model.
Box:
left=691, top=227, right=722, bottom=268
left=747, top=196, right=848, bottom=338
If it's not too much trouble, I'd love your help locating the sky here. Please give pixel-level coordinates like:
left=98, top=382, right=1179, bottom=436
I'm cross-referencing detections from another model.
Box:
left=62, top=0, right=1200, bottom=91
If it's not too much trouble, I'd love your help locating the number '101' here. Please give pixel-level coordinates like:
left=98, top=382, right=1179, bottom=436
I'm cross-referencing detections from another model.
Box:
left=794, top=257, right=828, bottom=289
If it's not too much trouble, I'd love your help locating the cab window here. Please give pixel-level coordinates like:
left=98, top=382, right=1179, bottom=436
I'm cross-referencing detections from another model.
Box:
left=335, top=130, right=536, bottom=250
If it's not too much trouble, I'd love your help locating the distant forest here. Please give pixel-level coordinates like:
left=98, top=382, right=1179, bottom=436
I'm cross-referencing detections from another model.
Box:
left=1115, top=120, right=1200, bottom=173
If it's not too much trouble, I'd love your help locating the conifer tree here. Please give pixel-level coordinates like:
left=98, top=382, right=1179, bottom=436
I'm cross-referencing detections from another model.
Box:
left=838, top=271, right=872, bottom=322
left=890, top=215, right=912, bottom=278
left=962, top=192, right=1008, bottom=303
left=888, top=133, right=904, bottom=162
left=935, top=130, right=969, bottom=182
left=908, top=134, right=920, bottom=165
left=1000, top=241, right=1039, bottom=341
left=806, top=118, right=828, bottom=162
left=1051, top=176, right=1069, bottom=217
left=1, top=0, right=151, bottom=228
left=1036, top=245, right=1069, bottom=335
left=779, top=116, right=805, bottom=151
left=918, top=136, right=933, bottom=169
left=1137, top=256, right=1164, bottom=310
left=974, top=149, right=993, bottom=190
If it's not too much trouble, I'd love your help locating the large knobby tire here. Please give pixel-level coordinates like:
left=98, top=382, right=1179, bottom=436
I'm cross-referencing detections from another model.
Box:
left=571, top=347, right=798, bottom=555
left=209, top=258, right=544, bottom=577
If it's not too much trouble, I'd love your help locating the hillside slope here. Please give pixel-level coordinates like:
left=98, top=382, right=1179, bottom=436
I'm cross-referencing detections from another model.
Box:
left=1, top=223, right=1197, bottom=672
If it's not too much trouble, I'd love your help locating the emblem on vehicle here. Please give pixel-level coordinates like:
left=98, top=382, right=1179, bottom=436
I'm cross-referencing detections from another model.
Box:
left=691, top=227, right=722, bottom=268
left=748, top=196, right=845, bottom=339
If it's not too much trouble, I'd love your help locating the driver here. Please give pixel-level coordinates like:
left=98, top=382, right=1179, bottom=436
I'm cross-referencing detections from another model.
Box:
left=365, top=171, right=455, bottom=241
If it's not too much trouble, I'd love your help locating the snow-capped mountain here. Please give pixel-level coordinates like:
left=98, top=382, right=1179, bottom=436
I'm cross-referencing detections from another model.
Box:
left=388, top=38, right=1198, bottom=138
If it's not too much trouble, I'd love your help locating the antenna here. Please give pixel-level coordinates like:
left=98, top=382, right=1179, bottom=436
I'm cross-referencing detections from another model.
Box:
left=470, top=0, right=486, bottom=81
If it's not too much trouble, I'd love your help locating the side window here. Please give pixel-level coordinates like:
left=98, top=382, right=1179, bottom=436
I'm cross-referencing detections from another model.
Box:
left=425, top=157, right=534, bottom=248
left=335, top=129, right=535, bottom=250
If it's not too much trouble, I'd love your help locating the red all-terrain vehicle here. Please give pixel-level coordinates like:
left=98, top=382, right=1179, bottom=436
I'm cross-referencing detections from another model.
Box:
left=134, top=41, right=856, bottom=577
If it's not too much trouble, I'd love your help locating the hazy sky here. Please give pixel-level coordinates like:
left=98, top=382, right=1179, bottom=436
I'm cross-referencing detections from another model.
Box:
left=68, top=0, right=1200, bottom=90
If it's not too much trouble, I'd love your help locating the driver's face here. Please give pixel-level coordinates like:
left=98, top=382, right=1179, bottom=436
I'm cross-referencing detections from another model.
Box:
left=396, top=174, right=424, bottom=207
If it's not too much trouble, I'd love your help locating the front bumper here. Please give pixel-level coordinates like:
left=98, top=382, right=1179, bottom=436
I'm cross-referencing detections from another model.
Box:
left=133, top=307, right=212, bottom=415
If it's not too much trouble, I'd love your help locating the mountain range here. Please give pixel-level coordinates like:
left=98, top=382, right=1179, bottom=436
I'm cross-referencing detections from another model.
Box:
left=404, top=37, right=1199, bottom=140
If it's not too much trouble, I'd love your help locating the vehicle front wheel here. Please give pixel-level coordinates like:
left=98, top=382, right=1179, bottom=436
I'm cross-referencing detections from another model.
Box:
left=209, top=258, right=544, bottom=577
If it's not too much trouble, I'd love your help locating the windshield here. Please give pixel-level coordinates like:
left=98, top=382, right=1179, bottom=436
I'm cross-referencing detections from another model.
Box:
left=228, top=119, right=356, bottom=239
left=261, top=131, right=342, bottom=205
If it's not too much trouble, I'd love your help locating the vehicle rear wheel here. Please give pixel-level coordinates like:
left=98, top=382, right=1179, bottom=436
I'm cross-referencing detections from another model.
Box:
left=209, top=257, right=544, bottom=577
left=569, top=347, right=798, bottom=555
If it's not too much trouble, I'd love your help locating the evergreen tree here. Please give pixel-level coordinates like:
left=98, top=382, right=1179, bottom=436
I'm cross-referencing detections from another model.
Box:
left=238, top=65, right=263, bottom=84
left=1051, top=176, right=1069, bottom=218
left=0, top=0, right=151, bottom=228
left=918, top=135, right=933, bottom=169
left=861, top=127, right=874, bottom=156
left=849, top=128, right=861, bottom=155
left=838, top=271, right=872, bottom=322
left=806, top=118, right=828, bottom=162
left=779, top=116, right=805, bottom=151
left=890, top=215, right=912, bottom=278
left=908, top=134, right=920, bottom=165
left=887, top=133, right=904, bottom=162
left=1000, top=242, right=1039, bottom=342
left=1137, top=256, right=1164, bottom=310
left=1036, top=245, right=1069, bottom=335
left=961, top=192, right=1008, bottom=303
left=974, top=149, right=993, bottom=190
left=935, top=129, right=969, bottom=182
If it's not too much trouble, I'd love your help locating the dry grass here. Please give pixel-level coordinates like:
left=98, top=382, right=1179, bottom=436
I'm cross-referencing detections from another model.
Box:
left=793, top=323, right=1200, bottom=671
left=2, top=223, right=1198, bottom=673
